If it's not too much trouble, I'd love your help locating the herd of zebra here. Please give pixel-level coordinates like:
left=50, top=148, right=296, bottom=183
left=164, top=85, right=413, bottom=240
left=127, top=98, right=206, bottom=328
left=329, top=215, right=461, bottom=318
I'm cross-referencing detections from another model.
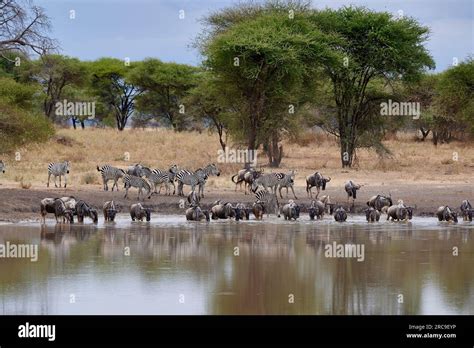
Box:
left=0, top=159, right=473, bottom=224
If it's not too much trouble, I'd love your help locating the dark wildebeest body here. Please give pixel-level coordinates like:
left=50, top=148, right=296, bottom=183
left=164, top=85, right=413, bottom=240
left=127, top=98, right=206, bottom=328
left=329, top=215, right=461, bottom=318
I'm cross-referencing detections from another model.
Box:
left=306, top=172, right=331, bottom=198
left=367, top=195, right=393, bottom=211
left=460, top=200, right=473, bottom=221
left=281, top=200, right=300, bottom=221
left=130, top=203, right=151, bottom=221
left=365, top=207, right=381, bottom=222
left=185, top=206, right=210, bottom=221
left=103, top=200, right=117, bottom=222
left=436, top=206, right=458, bottom=223
left=76, top=200, right=98, bottom=223
left=334, top=206, right=347, bottom=222
left=211, top=202, right=236, bottom=220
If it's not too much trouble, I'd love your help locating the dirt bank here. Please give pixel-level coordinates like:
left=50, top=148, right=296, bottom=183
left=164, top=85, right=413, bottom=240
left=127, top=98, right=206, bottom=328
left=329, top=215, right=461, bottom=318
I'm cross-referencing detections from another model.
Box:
left=0, top=182, right=472, bottom=222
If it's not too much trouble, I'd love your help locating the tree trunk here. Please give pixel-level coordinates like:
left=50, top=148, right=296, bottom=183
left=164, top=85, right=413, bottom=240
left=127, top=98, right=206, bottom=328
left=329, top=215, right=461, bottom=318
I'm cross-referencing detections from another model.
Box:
left=266, top=133, right=283, bottom=167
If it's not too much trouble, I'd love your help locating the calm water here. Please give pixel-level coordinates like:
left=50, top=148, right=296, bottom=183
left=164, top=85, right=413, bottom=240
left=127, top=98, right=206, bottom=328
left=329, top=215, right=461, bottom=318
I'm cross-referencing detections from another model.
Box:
left=0, top=215, right=473, bottom=315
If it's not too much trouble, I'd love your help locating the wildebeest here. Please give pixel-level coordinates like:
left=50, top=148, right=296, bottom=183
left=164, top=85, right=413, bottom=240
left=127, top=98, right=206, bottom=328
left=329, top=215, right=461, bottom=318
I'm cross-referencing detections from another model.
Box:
left=367, top=194, right=393, bottom=211
left=232, top=167, right=257, bottom=192
left=460, top=200, right=473, bottom=221
left=306, top=172, right=331, bottom=199
left=54, top=198, right=74, bottom=224
left=254, top=189, right=280, bottom=218
left=334, top=206, right=347, bottom=222
left=211, top=201, right=236, bottom=220
left=185, top=206, right=210, bottom=221
left=130, top=203, right=151, bottom=221
left=345, top=181, right=362, bottom=205
left=387, top=204, right=408, bottom=221
left=103, top=200, right=117, bottom=222
left=0, top=160, right=5, bottom=174
left=308, top=200, right=326, bottom=220
left=235, top=203, right=250, bottom=221
left=127, top=164, right=144, bottom=177
left=436, top=206, right=458, bottom=223
left=281, top=200, right=300, bottom=221
left=40, top=198, right=74, bottom=223
left=252, top=201, right=265, bottom=220
left=365, top=207, right=381, bottom=222
left=243, top=169, right=262, bottom=195
left=76, top=200, right=98, bottom=223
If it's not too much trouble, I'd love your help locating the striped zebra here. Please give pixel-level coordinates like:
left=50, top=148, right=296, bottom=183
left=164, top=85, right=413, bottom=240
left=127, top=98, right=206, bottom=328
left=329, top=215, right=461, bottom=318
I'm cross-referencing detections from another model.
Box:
left=251, top=173, right=282, bottom=194
left=97, top=165, right=126, bottom=191
left=142, top=164, right=179, bottom=195
left=123, top=174, right=153, bottom=200
left=254, top=189, right=280, bottom=217
left=176, top=163, right=220, bottom=198
left=47, top=161, right=70, bottom=188
left=0, top=160, right=5, bottom=174
left=276, top=170, right=297, bottom=199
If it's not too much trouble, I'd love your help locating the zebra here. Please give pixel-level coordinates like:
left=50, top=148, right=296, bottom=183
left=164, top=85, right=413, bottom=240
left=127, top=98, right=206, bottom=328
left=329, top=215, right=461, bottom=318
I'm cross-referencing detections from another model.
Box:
left=254, top=189, right=280, bottom=217
left=123, top=174, right=153, bottom=200
left=152, top=164, right=179, bottom=195
left=97, top=165, right=126, bottom=191
left=141, top=165, right=177, bottom=195
left=0, top=160, right=5, bottom=174
left=276, top=170, right=297, bottom=199
left=47, top=161, right=70, bottom=188
left=251, top=173, right=282, bottom=194
left=306, top=172, right=331, bottom=198
left=243, top=169, right=263, bottom=195
left=176, top=164, right=220, bottom=198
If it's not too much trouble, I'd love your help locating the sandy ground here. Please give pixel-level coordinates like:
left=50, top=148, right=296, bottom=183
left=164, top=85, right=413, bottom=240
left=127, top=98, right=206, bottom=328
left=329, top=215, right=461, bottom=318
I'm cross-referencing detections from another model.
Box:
left=0, top=181, right=472, bottom=222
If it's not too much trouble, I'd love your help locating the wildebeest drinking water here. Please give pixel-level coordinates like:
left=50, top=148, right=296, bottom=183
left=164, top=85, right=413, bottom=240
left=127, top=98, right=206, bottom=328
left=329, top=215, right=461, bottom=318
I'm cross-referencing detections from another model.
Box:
left=130, top=203, right=151, bottom=222
left=436, top=206, right=458, bottom=223
left=281, top=200, right=300, bottom=221
left=460, top=200, right=473, bottom=221
left=103, top=200, right=117, bottom=222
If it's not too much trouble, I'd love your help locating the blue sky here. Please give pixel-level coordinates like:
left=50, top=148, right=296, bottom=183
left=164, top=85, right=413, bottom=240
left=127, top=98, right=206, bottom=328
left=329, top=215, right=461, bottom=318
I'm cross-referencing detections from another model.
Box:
left=37, top=0, right=473, bottom=72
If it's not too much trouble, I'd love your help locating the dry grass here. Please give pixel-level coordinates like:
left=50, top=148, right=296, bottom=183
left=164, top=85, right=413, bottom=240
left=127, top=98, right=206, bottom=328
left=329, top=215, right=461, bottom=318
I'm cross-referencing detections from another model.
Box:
left=0, top=127, right=473, bottom=190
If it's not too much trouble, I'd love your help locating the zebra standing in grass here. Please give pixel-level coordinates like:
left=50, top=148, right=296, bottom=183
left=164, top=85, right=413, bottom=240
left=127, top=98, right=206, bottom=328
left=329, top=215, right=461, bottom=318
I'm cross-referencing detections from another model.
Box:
left=251, top=173, right=282, bottom=194
left=254, top=188, right=280, bottom=217
left=97, top=165, right=126, bottom=191
left=176, top=163, right=220, bottom=198
left=276, top=170, right=297, bottom=199
left=47, top=161, right=70, bottom=188
left=123, top=174, right=153, bottom=200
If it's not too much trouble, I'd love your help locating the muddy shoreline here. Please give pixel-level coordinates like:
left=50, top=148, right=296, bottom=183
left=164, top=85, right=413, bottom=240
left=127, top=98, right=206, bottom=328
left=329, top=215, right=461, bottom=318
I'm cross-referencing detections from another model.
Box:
left=0, top=183, right=472, bottom=223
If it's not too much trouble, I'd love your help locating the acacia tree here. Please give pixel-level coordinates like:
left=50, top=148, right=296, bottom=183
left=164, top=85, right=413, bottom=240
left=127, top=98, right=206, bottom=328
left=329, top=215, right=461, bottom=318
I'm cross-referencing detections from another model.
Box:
left=199, top=1, right=331, bottom=166
left=432, top=58, right=474, bottom=144
left=130, top=59, right=199, bottom=131
left=89, top=58, right=142, bottom=131
left=310, top=7, right=435, bottom=167
left=21, top=55, right=86, bottom=120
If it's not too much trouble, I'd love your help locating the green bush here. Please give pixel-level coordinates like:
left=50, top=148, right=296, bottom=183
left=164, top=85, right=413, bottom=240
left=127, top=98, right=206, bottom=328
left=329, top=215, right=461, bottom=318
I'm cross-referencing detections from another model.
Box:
left=0, top=101, right=54, bottom=153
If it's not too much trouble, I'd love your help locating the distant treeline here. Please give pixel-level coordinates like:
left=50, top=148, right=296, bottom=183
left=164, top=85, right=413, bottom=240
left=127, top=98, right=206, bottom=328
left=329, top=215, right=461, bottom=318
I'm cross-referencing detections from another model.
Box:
left=0, top=0, right=473, bottom=167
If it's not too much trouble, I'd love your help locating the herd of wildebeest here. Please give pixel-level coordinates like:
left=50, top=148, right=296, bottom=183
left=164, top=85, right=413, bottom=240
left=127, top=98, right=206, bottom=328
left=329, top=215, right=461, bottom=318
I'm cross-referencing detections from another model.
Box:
left=0, top=160, right=472, bottom=224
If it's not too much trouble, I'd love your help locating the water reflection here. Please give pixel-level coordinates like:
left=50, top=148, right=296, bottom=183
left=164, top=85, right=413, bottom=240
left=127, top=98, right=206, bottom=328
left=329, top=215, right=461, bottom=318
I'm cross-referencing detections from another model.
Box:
left=0, top=216, right=473, bottom=314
